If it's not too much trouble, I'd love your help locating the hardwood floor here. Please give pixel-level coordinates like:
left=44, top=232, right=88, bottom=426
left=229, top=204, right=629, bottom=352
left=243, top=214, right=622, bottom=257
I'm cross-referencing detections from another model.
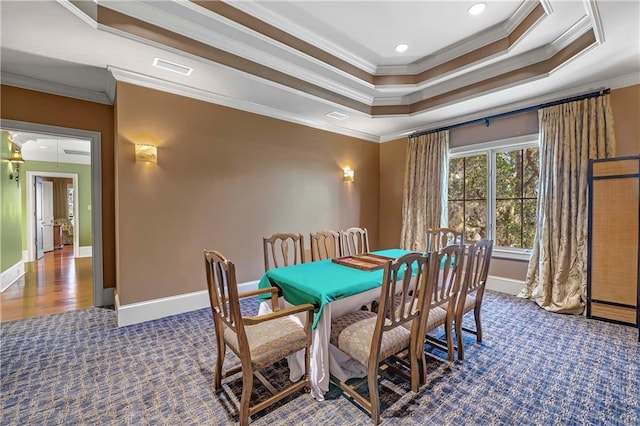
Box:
left=0, top=245, right=92, bottom=322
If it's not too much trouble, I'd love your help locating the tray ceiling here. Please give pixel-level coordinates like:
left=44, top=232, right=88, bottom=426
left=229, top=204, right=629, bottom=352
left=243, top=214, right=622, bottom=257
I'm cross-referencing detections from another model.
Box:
left=1, top=0, right=638, bottom=142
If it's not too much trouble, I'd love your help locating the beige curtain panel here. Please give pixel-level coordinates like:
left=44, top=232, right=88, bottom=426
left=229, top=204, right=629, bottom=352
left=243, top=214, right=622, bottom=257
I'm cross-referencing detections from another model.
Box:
left=520, top=94, right=617, bottom=314
left=400, top=130, right=449, bottom=251
left=53, top=178, right=69, bottom=220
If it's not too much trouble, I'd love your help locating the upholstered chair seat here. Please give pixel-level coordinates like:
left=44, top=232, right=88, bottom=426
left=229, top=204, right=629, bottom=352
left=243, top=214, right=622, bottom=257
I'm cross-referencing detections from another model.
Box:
left=330, top=310, right=411, bottom=367
left=328, top=252, right=434, bottom=425
left=204, top=249, right=314, bottom=426
left=223, top=317, right=308, bottom=370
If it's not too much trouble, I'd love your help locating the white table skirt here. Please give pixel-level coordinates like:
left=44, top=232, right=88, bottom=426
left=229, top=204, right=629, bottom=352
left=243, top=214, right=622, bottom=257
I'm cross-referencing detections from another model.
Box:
left=258, top=286, right=382, bottom=400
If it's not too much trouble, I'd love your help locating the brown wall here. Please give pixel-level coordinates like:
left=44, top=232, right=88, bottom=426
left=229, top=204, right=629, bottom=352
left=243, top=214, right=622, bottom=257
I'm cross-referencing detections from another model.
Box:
left=3, top=82, right=635, bottom=302
left=0, top=85, right=116, bottom=288
left=610, top=85, right=640, bottom=156
left=379, top=137, right=406, bottom=249
left=379, top=84, right=640, bottom=280
left=449, top=111, right=538, bottom=148
left=114, top=82, right=379, bottom=305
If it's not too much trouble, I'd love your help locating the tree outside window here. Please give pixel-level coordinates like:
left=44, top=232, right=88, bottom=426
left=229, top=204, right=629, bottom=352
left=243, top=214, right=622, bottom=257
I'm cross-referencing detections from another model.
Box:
left=448, top=144, right=539, bottom=250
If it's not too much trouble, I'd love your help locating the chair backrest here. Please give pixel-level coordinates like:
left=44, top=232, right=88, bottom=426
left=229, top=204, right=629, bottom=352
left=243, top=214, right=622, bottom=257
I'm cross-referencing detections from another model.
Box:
left=372, top=252, right=433, bottom=360
left=203, top=250, right=245, bottom=343
left=430, top=244, right=465, bottom=309
left=310, top=229, right=342, bottom=260
left=340, top=227, right=370, bottom=256
left=263, top=233, right=305, bottom=271
left=426, top=227, right=463, bottom=252
left=462, top=239, right=493, bottom=295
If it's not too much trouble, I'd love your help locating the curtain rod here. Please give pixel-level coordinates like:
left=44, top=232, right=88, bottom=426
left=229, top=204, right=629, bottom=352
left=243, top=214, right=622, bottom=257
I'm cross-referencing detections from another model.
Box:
left=408, top=88, right=611, bottom=139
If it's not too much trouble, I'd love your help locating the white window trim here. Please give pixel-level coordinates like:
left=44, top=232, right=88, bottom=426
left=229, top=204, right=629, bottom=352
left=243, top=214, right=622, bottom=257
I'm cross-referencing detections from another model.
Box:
left=492, top=247, right=532, bottom=261
left=448, top=133, right=539, bottom=258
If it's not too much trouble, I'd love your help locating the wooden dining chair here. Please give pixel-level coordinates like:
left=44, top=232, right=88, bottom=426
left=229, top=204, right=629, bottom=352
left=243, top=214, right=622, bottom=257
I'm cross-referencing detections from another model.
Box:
left=340, top=227, right=370, bottom=256
left=329, top=252, right=433, bottom=425
left=420, top=244, right=465, bottom=362
left=310, top=229, right=342, bottom=260
left=426, top=227, right=463, bottom=252
left=263, top=232, right=305, bottom=272
left=204, top=250, right=314, bottom=426
left=454, top=239, right=493, bottom=360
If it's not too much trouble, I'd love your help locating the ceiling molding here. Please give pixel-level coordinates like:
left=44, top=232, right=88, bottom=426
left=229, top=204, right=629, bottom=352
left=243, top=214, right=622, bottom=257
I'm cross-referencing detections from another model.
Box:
left=219, top=0, right=379, bottom=75
left=584, top=0, right=605, bottom=44
left=539, top=0, right=554, bottom=15
left=58, top=0, right=98, bottom=29
left=378, top=1, right=545, bottom=77
left=404, top=15, right=596, bottom=105
left=380, top=71, right=640, bottom=143
left=97, top=6, right=372, bottom=115
left=546, top=15, right=593, bottom=56
left=189, top=0, right=374, bottom=84
left=0, top=72, right=112, bottom=105
left=373, top=29, right=598, bottom=116
left=107, top=66, right=381, bottom=143
left=92, top=2, right=598, bottom=118
left=94, top=0, right=548, bottom=89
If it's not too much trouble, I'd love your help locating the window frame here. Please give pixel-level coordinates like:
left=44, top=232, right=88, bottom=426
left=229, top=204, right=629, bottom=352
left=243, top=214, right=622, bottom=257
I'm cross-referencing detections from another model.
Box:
left=448, top=134, right=539, bottom=261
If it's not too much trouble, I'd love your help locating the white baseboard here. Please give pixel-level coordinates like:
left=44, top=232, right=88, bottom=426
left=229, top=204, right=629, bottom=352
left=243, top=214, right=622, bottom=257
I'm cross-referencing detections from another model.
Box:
left=77, top=246, right=92, bottom=258
left=115, top=280, right=259, bottom=327
left=486, top=275, right=525, bottom=296
left=1, top=261, right=25, bottom=292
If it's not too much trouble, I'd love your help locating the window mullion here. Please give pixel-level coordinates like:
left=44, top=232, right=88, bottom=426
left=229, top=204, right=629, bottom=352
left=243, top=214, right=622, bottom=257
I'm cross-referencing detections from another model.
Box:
left=488, top=149, right=495, bottom=242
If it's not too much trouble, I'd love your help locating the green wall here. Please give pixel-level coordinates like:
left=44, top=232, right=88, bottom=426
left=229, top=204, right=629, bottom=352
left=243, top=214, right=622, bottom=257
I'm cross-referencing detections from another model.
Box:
left=20, top=161, right=92, bottom=248
left=1, top=131, right=24, bottom=272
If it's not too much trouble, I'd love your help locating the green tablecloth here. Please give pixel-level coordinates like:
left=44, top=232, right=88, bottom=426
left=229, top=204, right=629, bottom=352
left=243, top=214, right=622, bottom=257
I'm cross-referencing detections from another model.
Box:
left=258, top=248, right=413, bottom=328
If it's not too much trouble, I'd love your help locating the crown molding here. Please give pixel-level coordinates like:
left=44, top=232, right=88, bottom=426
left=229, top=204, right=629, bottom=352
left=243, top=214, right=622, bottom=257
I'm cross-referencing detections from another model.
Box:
left=57, top=0, right=98, bottom=29
left=403, top=17, right=596, bottom=107
left=99, top=0, right=378, bottom=91
left=403, top=44, right=549, bottom=106
left=0, top=72, right=112, bottom=105
left=95, top=1, right=377, bottom=101
left=380, top=71, right=640, bottom=143
left=540, top=0, right=554, bottom=15
left=376, top=0, right=543, bottom=76
left=108, top=66, right=381, bottom=142
left=584, top=0, right=605, bottom=44
left=226, top=0, right=378, bottom=75
left=546, top=15, right=594, bottom=56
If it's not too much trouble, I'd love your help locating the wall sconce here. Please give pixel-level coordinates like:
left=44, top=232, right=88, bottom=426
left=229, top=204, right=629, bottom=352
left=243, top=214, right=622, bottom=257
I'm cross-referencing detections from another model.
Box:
left=343, top=167, right=355, bottom=183
left=9, top=148, right=25, bottom=186
left=135, top=144, right=158, bottom=163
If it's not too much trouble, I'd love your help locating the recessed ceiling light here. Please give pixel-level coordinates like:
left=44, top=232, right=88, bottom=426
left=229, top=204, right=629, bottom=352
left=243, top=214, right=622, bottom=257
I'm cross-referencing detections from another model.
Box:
left=395, top=43, right=409, bottom=53
left=152, top=57, right=193, bottom=76
left=468, top=2, right=486, bottom=15
left=326, top=111, right=349, bottom=120
left=39, top=145, right=48, bottom=149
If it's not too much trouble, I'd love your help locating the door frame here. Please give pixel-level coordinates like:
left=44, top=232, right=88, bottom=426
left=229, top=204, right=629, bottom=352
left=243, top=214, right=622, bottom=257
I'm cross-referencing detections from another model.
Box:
left=27, top=171, right=80, bottom=258
left=1, top=119, right=104, bottom=307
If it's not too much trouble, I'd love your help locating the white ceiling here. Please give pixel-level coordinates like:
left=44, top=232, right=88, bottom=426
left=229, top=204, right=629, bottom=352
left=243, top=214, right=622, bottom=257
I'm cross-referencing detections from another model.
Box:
left=0, top=0, right=638, bottom=142
left=6, top=131, right=91, bottom=165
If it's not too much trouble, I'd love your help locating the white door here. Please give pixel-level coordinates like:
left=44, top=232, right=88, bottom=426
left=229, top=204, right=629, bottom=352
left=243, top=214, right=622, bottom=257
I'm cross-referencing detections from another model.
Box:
left=35, top=176, right=44, bottom=259
left=42, top=180, right=54, bottom=252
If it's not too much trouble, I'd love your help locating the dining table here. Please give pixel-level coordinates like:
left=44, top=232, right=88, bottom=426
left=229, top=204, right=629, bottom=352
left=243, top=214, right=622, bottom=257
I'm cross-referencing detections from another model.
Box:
left=257, top=248, right=414, bottom=400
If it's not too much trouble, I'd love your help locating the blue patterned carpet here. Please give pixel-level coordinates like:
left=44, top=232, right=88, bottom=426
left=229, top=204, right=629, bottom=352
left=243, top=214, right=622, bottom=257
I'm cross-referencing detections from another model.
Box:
left=1, top=291, right=638, bottom=425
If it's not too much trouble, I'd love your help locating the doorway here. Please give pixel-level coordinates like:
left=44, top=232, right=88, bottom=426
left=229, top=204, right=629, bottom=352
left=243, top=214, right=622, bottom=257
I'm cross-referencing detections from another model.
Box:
left=0, top=119, right=104, bottom=316
left=26, top=171, right=81, bottom=261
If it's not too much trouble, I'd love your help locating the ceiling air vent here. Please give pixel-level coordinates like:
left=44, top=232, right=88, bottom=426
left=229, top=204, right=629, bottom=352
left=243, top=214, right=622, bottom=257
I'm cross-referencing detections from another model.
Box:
left=326, top=111, right=349, bottom=120
left=153, top=57, right=193, bottom=76
left=63, top=149, right=91, bottom=156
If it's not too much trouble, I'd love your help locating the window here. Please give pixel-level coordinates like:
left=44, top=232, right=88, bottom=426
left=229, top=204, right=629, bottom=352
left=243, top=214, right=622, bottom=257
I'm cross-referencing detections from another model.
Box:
left=448, top=136, right=539, bottom=253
